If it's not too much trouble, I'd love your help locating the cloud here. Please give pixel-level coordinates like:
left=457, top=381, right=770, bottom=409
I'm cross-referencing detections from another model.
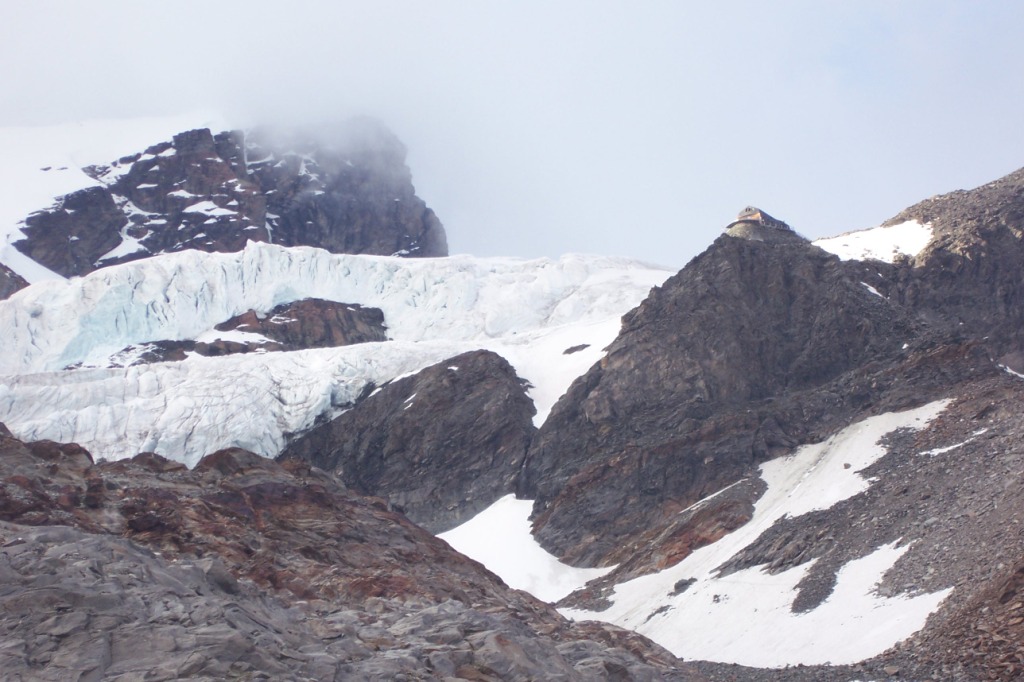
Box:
left=3, top=1, right=1024, bottom=267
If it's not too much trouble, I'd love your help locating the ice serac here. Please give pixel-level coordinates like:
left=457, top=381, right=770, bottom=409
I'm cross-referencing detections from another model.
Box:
left=0, top=246, right=668, bottom=465
left=280, top=350, right=537, bottom=533
left=13, top=119, right=446, bottom=277
left=0, top=428, right=692, bottom=681
left=520, top=232, right=924, bottom=567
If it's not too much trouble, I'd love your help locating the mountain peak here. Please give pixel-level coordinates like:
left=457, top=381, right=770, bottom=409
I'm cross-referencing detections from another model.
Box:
left=8, top=119, right=447, bottom=282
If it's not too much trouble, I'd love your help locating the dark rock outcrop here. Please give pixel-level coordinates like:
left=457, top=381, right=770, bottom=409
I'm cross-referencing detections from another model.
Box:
left=246, top=120, right=448, bottom=258
left=14, top=186, right=125, bottom=277
left=0, top=261, right=28, bottom=300
left=519, top=233, right=923, bottom=565
left=281, top=350, right=537, bottom=533
left=0, top=429, right=697, bottom=681
left=14, top=120, right=446, bottom=277
left=97, top=298, right=387, bottom=367
left=215, top=298, right=387, bottom=349
left=887, top=165, right=1024, bottom=362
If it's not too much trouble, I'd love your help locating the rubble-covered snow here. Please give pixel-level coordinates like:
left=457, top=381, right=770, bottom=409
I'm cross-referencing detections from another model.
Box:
left=0, top=242, right=670, bottom=464
left=814, top=220, right=933, bottom=263
left=450, top=401, right=953, bottom=667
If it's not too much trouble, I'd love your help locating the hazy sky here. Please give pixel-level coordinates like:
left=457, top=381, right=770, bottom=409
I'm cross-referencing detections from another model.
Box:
left=3, top=1, right=1023, bottom=268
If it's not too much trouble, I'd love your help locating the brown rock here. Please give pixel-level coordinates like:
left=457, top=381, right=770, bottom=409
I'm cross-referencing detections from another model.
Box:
left=214, top=298, right=387, bottom=349
left=0, top=262, right=28, bottom=300
left=0, top=430, right=696, bottom=681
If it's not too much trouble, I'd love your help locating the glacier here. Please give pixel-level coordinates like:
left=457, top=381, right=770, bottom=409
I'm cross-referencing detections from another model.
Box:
left=0, top=242, right=671, bottom=466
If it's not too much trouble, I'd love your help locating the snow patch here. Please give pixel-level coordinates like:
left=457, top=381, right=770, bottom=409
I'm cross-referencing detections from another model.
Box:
left=183, top=201, right=236, bottom=216
left=861, top=282, right=884, bottom=298
left=814, top=220, right=933, bottom=263
left=439, top=495, right=614, bottom=603
left=559, top=401, right=952, bottom=667
left=96, top=227, right=147, bottom=263
left=1000, top=364, right=1024, bottom=380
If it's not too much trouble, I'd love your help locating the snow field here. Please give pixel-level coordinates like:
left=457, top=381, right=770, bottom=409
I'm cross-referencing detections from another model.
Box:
left=448, top=401, right=953, bottom=667
left=813, top=220, right=933, bottom=263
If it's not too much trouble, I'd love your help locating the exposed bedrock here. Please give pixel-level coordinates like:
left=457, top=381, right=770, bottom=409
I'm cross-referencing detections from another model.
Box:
left=280, top=349, right=537, bottom=533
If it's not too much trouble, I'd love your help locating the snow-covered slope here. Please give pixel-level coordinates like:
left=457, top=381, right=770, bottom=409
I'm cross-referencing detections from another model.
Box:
left=447, top=401, right=953, bottom=667
left=439, top=495, right=614, bottom=602
left=0, top=242, right=670, bottom=465
left=0, top=113, right=228, bottom=283
left=813, top=219, right=933, bottom=263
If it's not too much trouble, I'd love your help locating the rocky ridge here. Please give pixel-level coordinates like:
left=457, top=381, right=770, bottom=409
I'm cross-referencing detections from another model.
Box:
left=519, top=232, right=923, bottom=566
left=12, top=119, right=446, bottom=282
left=887, top=166, right=1024, bottom=363
left=277, top=165, right=1024, bottom=678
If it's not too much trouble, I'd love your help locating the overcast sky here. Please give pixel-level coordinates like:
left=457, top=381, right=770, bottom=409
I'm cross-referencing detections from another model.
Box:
left=3, top=1, right=1023, bottom=268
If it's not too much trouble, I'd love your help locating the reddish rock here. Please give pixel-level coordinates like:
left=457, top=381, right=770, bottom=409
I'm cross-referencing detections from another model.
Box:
left=0, top=430, right=696, bottom=681
left=215, top=298, right=387, bottom=349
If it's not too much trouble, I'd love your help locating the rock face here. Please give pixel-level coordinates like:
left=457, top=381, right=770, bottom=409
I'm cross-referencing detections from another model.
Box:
left=0, top=261, right=28, bottom=300
left=246, top=121, right=448, bottom=258
left=215, top=298, right=387, bottom=349
left=281, top=350, right=537, bottom=533
left=13, top=186, right=126, bottom=278
left=519, top=233, right=923, bottom=565
left=887, top=166, right=1024, bottom=362
left=14, top=120, right=446, bottom=277
left=0, top=428, right=695, bottom=681
left=95, top=298, right=387, bottom=367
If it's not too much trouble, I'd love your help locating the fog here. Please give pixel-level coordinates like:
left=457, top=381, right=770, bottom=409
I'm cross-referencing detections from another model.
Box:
left=3, top=1, right=1023, bottom=267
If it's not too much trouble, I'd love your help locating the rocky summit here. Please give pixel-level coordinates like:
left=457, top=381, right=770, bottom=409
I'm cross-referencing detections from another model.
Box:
left=3, top=119, right=1024, bottom=680
left=11, top=119, right=446, bottom=282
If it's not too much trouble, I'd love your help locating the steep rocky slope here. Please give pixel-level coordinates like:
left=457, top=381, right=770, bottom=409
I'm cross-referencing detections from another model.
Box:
left=11, top=119, right=446, bottom=279
left=519, top=232, right=924, bottom=566
left=0, top=427, right=695, bottom=681
left=887, top=166, right=1024, bottom=362
left=505, top=169, right=1024, bottom=574
left=0, top=261, right=27, bottom=299
left=281, top=350, right=537, bottom=533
